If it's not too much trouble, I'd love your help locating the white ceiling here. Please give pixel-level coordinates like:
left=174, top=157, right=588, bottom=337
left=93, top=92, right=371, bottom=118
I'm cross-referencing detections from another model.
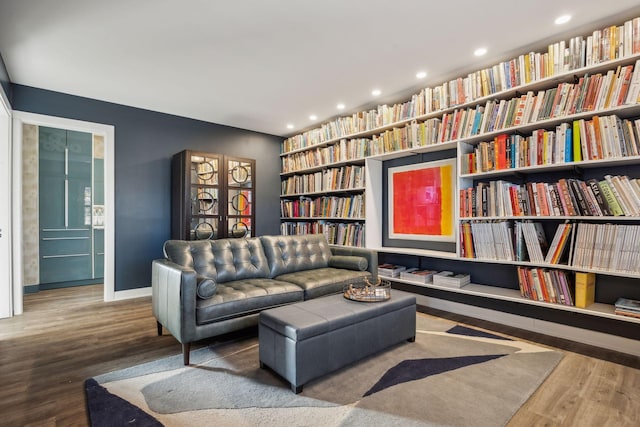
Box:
left=2, top=1, right=640, bottom=138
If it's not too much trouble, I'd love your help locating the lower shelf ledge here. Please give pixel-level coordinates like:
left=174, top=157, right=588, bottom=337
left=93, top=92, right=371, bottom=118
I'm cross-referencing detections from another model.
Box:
left=388, top=277, right=640, bottom=325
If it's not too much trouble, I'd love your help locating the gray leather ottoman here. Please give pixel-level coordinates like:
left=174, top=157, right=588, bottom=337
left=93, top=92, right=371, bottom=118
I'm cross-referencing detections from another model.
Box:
left=258, top=290, right=416, bottom=393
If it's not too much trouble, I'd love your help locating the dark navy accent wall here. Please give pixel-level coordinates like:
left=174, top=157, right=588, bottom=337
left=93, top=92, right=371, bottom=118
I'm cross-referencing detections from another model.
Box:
left=12, top=84, right=282, bottom=291
left=0, top=52, right=11, bottom=105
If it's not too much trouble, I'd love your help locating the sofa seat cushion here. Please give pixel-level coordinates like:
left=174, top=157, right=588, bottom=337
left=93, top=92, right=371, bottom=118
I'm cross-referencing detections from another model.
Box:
left=196, top=279, right=304, bottom=325
left=275, top=267, right=370, bottom=300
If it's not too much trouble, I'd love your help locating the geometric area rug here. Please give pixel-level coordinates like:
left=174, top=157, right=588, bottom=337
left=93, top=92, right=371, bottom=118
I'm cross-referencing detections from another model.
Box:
left=85, top=314, right=563, bottom=427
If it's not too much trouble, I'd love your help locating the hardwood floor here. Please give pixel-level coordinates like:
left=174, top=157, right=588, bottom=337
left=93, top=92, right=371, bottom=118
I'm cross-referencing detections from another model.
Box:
left=0, top=285, right=638, bottom=426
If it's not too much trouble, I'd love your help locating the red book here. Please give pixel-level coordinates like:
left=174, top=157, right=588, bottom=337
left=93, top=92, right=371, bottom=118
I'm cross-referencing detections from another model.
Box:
left=536, top=182, right=550, bottom=216
left=616, top=66, right=633, bottom=106
left=495, top=134, right=508, bottom=170
left=557, top=179, right=577, bottom=216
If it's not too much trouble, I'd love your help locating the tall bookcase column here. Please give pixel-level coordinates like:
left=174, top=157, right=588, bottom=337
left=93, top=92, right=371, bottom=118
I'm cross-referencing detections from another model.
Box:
left=279, top=137, right=370, bottom=247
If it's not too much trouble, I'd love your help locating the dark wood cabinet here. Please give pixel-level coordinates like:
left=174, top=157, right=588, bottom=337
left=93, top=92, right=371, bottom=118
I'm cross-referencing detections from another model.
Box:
left=171, top=150, right=255, bottom=240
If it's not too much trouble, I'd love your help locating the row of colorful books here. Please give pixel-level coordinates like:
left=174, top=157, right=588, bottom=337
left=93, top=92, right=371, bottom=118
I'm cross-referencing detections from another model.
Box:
left=462, top=116, right=640, bottom=174
left=280, top=223, right=365, bottom=247
left=315, top=61, right=640, bottom=162
left=459, top=175, right=640, bottom=218
left=429, top=63, right=640, bottom=145
left=280, top=165, right=365, bottom=196
left=516, top=267, right=575, bottom=306
left=282, top=17, right=640, bottom=153
left=280, top=194, right=364, bottom=219
left=281, top=138, right=371, bottom=173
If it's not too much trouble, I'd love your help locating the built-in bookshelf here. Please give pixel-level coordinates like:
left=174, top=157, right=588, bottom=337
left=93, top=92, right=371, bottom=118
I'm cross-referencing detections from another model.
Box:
left=280, top=15, right=640, bottom=343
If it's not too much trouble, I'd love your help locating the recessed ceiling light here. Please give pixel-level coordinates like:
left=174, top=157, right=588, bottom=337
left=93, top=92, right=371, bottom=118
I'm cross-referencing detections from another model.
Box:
left=309, top=115, right=317, bottom=121
left=286, top=124, right=294, bottom=130
left=371, top=89, right=381, bottom=96
left=474, top=47, right=487, bottom=57
left=416, top=71, right=427, bottom=79
left=337, top=103, right=345, bottom=110
left=555, top=14, right=571, bottom=25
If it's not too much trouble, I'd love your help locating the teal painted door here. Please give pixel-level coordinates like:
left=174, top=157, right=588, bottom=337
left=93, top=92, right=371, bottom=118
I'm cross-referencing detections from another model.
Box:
left=39, top=127, right=93, bottom=284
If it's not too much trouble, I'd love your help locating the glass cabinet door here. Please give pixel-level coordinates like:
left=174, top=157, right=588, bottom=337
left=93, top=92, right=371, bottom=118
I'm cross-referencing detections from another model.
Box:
left=226, top=158, right=254, bottom=238
left=189, top=154, right=220, bottom=240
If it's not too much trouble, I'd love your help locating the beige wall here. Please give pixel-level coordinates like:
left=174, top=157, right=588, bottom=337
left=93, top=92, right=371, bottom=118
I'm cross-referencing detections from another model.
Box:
left=22, top=123, right=39, bottom=286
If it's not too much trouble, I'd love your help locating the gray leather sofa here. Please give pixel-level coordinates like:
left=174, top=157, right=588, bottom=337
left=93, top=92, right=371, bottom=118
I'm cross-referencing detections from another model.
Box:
left=152, top=234, right=378, bottom=365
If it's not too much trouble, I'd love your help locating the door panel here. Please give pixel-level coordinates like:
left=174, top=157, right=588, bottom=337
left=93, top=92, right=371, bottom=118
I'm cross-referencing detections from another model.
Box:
left=38, top=127, right=94, bottom=284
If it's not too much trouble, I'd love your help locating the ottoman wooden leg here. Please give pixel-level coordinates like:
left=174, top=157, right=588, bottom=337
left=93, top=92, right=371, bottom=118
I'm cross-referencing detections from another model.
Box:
left=292, top=384, right=303, bottom=394
left=408, top=336, right=416, bottom=342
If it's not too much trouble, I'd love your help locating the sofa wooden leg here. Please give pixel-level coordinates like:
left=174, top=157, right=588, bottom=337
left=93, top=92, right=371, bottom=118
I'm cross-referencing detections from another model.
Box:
left=183, top=343, right=191, bottom=365
left=157, top=321, right=163, bottom=336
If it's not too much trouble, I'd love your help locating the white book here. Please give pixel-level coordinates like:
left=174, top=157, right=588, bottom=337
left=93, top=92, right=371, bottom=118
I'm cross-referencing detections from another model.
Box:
left=625, top=59, right=640, bottom=104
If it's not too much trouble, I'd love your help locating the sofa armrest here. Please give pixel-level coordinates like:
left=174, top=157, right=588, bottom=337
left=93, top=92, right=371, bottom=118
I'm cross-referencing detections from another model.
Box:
left=152, top=259, right=198, bottom=344
left=329, top=246, right=378, bottom=281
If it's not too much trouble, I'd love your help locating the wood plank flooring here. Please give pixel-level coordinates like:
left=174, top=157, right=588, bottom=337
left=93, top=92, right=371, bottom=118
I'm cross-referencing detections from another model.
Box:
left=0, top=285, right=638, bottom=426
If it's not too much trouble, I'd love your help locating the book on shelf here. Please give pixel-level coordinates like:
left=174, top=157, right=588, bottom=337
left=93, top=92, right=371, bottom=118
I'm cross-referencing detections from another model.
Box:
left=521, top=221, right=548, bottom=263
left=574, top=272, right=596, bottom=308
left=544, top=221, right=574, bottom=264
left=399, top=268, right=436, bottom=284
left=614, top=297, right=640, bottom=312
left=614, top=297, right=640, bottom=318
left=431, top=271, right=471, bottom=288
left=378, top=264, right=407, bottom=278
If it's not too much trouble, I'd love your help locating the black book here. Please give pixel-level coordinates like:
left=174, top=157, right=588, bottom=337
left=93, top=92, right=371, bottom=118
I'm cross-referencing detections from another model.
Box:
left=567, top=179, right=588, bottom=216
left=587, top=178, right=611, bottom=216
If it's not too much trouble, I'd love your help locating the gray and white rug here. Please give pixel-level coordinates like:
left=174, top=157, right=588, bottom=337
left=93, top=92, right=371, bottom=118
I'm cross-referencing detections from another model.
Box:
left=86, top=315, right=563, bottom=426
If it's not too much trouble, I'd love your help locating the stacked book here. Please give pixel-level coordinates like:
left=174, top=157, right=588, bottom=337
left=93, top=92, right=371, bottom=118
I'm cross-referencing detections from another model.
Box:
left=378, top=264, right=407, bottom=278
left=432, top=271, right=471, bottom=288
left=399, top=268, right=436, bottom=284
left=614, top=298, right=640, bottom=319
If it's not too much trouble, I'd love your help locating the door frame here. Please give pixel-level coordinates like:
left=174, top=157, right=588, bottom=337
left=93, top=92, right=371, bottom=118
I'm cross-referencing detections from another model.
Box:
left=0, top=88, right=12, bottom=318
left=12, top=111, right=115, bottom=312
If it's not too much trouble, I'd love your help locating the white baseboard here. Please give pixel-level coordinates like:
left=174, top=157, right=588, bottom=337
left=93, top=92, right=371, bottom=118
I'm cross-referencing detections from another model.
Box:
left=416, top=295, right=640, bottom=357
left=112, top=286, right=152, bottom=301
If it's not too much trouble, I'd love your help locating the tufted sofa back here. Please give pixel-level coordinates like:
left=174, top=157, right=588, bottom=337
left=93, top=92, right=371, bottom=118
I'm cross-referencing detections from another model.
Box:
left=260, top=234, right=332, bottom=277
left=163, top=237, right=270, bottom=282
